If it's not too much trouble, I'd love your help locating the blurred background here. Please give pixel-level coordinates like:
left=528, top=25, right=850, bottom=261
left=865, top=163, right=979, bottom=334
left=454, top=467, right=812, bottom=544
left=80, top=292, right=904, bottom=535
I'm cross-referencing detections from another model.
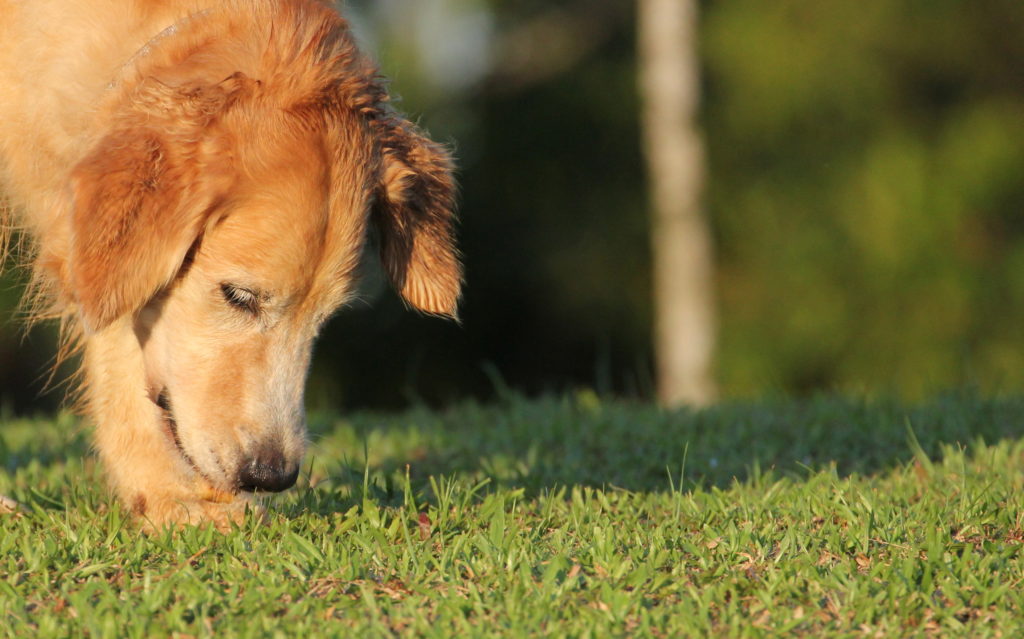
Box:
left=2, top=0, right=1024, bottom=415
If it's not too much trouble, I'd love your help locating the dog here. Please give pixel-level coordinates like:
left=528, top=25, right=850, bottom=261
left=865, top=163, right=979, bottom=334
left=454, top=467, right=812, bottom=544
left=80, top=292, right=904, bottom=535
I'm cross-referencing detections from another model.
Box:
left=0, top=0, right=461, bottom=528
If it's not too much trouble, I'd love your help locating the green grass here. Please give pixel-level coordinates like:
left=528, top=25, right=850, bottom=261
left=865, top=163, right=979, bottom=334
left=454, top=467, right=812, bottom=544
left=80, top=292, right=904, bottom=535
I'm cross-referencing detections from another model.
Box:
left=3, top=392, right=1024, bottom=637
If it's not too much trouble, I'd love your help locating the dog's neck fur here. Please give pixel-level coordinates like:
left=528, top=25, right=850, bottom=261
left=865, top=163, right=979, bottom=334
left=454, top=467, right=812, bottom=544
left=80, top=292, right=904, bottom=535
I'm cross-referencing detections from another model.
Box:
left=110, top=8, right=215, bottom=90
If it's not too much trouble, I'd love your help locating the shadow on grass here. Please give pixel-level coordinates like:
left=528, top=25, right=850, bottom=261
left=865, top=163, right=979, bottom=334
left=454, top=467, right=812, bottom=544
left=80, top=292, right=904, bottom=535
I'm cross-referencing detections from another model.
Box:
left=0, top=413, right=92, bottom=512
left=5, top=393, right=1024, bottom=516
left=305, top=391, right=1024, bottom=507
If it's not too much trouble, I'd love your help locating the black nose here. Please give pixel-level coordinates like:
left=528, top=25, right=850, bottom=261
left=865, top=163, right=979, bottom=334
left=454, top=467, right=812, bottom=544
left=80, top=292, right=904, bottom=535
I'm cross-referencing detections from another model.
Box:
left=237, top=446, right=299, bottom=493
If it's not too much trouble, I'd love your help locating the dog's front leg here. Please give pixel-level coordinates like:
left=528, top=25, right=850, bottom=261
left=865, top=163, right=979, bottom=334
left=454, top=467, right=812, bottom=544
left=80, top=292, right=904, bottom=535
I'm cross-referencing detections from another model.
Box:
left=84, top=318, right=255, bottom=531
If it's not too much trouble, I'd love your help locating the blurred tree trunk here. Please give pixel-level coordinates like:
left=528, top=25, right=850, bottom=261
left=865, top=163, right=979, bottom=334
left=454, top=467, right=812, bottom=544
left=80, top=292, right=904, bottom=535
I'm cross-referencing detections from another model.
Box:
left=638, top=0, right=716, bottom=406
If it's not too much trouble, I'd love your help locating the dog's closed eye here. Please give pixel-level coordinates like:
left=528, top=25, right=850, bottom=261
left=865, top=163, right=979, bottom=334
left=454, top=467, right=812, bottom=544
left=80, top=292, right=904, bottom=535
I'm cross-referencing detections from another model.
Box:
left=220, top=283, right=261, bottom=315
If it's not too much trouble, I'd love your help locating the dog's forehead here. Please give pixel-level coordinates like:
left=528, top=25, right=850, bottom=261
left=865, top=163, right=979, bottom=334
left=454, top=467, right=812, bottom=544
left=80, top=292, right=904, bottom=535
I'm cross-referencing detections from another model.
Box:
left=198, top=141, right=369, bottom=304
left=204, top=175, right=327, bottom=282
left=184, top=103, right=378, bottom=314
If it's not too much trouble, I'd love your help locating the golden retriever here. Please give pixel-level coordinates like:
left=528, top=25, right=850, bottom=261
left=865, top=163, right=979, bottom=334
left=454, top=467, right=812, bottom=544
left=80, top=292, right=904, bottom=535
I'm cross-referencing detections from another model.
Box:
left=0, top=0, right=461, bottom=529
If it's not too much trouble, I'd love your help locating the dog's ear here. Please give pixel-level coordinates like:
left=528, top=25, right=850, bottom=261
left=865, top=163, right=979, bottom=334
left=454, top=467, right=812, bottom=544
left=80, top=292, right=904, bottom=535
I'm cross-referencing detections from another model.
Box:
left=67, top=73, right=252, bottom=331
left=68, top=129, right=205, bottom=331
left=371, top=118, right=462, bottom=318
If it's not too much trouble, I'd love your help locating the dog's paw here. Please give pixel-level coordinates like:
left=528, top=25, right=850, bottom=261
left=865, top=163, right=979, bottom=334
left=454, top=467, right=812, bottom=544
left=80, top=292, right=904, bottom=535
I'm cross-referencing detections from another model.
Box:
left=133, top=492, right=264, bottom=533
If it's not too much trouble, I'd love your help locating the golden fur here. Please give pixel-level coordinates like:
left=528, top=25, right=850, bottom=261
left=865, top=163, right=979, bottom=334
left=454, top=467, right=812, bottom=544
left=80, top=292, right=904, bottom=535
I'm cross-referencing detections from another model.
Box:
left=0, top=0, right=461, bottom=529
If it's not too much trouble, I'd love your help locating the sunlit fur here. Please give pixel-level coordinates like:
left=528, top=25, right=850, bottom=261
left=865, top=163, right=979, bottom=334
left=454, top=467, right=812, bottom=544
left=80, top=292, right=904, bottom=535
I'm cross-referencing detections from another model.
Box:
left=0, top=0, right=461, bottom=529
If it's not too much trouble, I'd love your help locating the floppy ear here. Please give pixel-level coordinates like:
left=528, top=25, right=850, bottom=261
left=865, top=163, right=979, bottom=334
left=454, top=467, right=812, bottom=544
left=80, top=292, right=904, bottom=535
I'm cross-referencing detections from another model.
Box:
left=68, top=129, right=204, bottom=331
left=67, top=73, right=253, bottom=331
left=372, top=118, right=462, bottom=318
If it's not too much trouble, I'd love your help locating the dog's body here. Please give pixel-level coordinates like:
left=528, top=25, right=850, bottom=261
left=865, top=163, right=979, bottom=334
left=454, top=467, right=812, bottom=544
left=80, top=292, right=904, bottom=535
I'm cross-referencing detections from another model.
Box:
left=0, top=0, right=461, bottom=528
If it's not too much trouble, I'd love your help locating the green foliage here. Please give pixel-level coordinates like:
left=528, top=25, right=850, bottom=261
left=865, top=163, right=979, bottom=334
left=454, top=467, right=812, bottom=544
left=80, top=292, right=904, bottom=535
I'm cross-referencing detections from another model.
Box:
left=4, top=394, right=1024, bottom=636
left=704, top=0, right=1024, bottom=395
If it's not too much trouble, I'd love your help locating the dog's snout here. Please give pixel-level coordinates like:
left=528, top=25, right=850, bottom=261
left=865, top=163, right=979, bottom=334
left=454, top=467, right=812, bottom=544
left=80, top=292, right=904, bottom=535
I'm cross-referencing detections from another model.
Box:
left=237, top=446, right=299, bottom=493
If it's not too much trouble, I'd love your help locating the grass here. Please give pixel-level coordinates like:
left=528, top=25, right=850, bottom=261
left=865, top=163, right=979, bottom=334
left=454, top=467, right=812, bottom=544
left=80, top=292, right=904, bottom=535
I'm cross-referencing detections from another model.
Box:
left=3, top=391, right=1024, bottom=637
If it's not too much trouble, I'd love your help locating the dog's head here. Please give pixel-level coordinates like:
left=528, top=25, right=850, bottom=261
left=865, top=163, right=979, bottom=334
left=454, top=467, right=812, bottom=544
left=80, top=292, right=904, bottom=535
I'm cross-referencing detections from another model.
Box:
left=63, top=12, right=460, bottom=495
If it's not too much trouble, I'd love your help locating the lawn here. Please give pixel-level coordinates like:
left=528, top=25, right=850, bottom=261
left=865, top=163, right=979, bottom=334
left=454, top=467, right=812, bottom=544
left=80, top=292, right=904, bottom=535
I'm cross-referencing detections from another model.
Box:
left=2, top=392, right=1024, bottom=637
